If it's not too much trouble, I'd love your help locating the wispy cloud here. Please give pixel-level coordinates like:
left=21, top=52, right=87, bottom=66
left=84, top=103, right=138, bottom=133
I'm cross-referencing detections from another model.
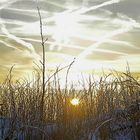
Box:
left=0, top=0, right=140, bottom=77
left=76, top=12, right=140, bottom=62
left=0, top=40, right=21, bottom=51
left=1, top=25, right=33, bottom=52
left=0, top=0, right=18, bottom=10
left=0, top=0, right=41, bottom=61
left=0, top=23, right=41, bottom=61
left=106, top=39, right=140, bottom=50
left=75, top=0, right=123, bottom=14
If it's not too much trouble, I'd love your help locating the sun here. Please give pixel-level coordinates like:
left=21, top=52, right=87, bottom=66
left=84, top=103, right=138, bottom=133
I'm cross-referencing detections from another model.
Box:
left=71, top=98, right=80, bottom=106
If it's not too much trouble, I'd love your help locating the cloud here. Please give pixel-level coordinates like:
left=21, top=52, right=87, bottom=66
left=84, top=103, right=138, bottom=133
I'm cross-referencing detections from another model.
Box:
left=75, top=0, right=122, bottom=14
left=0, top=23, right=41, bottom=61
left=76, top=12, right=140, bottom=61
left=1, top=25, right=34, bottom=52
left=0, top=39, right=20, bottom=51
left=0, top=0, right=18, bottom=10
left=0, top=0, right=140, bottom=79
left=86, top=50, right=124, bottom=61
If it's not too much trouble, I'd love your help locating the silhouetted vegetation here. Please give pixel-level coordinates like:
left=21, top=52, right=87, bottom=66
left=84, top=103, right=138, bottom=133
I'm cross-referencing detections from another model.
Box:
left=0, top=68, right=139, bottom=140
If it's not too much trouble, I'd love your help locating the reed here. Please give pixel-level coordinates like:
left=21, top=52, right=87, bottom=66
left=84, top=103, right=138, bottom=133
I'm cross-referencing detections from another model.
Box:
left=0, top=68, right=139, bottom=140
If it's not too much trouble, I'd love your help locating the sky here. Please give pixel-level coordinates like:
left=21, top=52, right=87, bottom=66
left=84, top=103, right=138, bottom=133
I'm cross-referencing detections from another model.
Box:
left=0, top=0, right=140, bottom=83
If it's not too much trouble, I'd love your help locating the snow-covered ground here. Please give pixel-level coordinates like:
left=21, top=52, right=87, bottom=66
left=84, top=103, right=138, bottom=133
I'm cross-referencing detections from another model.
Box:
left=0, top=114, right=139, bottom=140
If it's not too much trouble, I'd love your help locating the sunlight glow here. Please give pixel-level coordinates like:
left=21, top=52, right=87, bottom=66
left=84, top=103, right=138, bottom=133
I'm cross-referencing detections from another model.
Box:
left=52, top=13, right=78, bottom=46
left=0, top=0, right=139, bottom=81
left=71, top=98, right=80, bottom=106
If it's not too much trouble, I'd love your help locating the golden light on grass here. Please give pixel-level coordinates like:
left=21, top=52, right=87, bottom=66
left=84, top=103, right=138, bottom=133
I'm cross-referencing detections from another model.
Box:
left=70, top=98, right=80, bottom=106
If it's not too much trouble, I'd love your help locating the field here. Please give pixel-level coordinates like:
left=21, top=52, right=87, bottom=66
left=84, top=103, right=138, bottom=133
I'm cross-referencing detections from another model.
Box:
left=0, top=67, right=140, bottom=140
left=0, top=1, right=140, bottom=139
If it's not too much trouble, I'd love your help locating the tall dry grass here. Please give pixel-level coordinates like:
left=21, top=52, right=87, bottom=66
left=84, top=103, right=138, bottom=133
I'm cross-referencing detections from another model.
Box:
left=0, top=67, right=139, bottom=140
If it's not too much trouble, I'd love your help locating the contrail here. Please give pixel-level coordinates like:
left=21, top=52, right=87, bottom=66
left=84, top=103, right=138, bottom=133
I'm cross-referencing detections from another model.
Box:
left=0, top=23, right=41, bottom=61
left=0, top=40, right=21, bottom=51
left=43, top=0, right=122, bottom=24
left=76, top=12, right=140, bottom=62
left=117, top=13, right=140, bottom=28
left=106, top=39, right=140, bottom=50
left=40, top=0, right=123, bottom=49
left=0, top=0, right=37, bottom=54
left=76, top=27, right=131, bottom=61
left=90, top=48, right=126, bottom=55
left=19, top=36, right=85, bottom=50
left=45, top=1, right=70, bottom=10
left=0, top=0, right=18, bottom=10
left=33, top=0, right=121, bottom=25
left=75, top=0, right=122, bottom=14
left=1, top=25, right=35, bottom=53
